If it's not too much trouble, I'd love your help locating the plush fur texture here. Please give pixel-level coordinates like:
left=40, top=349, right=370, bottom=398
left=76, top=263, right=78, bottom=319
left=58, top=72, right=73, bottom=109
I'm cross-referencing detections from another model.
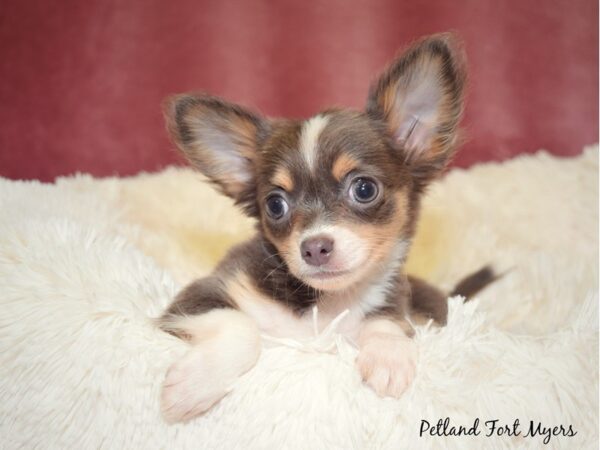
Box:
left=0, top=146, right=597, bottom=449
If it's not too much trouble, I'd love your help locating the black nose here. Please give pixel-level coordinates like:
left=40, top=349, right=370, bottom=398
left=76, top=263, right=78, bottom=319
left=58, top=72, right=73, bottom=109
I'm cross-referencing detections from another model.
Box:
left=301, top=235, right=334, bottom=266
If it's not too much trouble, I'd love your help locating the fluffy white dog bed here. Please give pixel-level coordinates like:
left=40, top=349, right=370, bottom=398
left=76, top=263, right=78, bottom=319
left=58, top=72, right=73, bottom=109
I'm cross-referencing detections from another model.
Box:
left=0, top=147, right=597, bottom=449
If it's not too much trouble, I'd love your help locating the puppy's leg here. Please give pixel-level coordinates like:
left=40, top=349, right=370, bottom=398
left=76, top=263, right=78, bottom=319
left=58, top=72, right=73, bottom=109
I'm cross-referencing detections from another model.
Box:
left=159, top=278, right=261, bottom=423
left=356, top=317, right=417, bottom=398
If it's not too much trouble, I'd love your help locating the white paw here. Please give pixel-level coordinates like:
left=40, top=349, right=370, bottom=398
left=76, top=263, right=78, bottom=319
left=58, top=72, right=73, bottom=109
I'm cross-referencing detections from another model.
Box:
left=356, top=334, right=417, bottom=398
left=161, top=347, right=230, bottom=423
left=160, top=310, right=262, bottom=423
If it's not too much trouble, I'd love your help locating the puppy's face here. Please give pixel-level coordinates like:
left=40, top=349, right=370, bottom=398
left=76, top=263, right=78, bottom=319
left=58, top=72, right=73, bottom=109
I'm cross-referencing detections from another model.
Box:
left=254, top=112, right=412, bottom=290
left=166, top=34, right=466, bottom=291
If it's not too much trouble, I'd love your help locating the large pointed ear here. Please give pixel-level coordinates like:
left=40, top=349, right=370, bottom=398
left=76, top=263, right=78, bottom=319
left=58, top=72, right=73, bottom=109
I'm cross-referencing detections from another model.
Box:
left=366, top=34, right=466, bottom=188
left=164, top=94, right=268, bottom=215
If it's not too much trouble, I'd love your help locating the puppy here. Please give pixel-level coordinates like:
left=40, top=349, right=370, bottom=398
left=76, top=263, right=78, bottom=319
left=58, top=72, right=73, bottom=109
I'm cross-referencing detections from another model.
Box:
left=158, top=33, right=496, bottom=423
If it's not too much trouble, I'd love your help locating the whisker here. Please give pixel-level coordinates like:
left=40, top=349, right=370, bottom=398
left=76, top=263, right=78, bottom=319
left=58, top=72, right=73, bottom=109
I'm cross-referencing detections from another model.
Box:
left=261, top=260, right=286, bottom=282
left=260, top=253, right=280, bottom=265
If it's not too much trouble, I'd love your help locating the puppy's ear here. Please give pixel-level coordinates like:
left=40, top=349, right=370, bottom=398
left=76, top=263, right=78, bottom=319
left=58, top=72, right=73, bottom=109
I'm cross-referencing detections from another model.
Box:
left=366, top=34, right=466, bottom=189
left=164, top=94, right=268, bottom=215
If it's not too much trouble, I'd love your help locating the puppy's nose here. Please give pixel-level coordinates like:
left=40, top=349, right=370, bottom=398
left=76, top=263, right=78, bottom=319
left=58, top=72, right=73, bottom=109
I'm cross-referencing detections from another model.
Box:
left=301, top=235, right=334, bottom=266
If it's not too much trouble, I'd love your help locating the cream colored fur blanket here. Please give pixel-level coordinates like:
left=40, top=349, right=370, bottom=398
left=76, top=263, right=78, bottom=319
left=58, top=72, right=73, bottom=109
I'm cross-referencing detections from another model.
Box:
left=0, top=147, right=597, bottom=449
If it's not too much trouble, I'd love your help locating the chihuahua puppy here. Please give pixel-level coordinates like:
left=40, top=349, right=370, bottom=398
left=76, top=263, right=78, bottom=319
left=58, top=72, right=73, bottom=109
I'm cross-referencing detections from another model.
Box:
left=159, top=34, right=495, bottom=423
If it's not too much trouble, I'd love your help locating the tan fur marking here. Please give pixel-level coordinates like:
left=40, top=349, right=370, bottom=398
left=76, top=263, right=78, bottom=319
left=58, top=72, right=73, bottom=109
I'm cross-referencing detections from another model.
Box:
left=332, top=153, right=359, bottom=181
left=262, top=223, right=296, bottom=272
left=344, top=191, right=409, bottom=264
left=271, top=167, right=294, bottom=191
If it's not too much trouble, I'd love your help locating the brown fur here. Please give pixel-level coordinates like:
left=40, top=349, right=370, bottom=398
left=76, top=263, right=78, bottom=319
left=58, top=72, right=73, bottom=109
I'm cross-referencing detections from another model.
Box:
left=450, top=265, right=498, bottom=298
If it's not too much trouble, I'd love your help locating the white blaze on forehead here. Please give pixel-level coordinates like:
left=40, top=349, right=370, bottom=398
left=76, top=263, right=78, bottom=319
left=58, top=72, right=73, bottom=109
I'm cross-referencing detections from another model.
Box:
left=299, top=115, right=329, bottom=171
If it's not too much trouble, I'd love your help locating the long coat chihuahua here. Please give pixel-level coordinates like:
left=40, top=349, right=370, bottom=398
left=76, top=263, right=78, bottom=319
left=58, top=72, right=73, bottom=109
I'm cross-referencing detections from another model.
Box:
left=159, top=34, right=495, bottom=423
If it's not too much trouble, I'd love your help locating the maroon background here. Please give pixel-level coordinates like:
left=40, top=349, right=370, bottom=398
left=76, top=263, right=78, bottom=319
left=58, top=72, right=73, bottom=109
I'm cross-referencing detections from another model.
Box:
left=0, top=0, right=597, bottom=181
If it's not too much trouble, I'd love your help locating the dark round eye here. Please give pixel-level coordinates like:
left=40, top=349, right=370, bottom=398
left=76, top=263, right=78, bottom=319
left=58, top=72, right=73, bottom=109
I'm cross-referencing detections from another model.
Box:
left=265, top=195, right=289, bottom=220
left=350, top=178, right=379, bottom=203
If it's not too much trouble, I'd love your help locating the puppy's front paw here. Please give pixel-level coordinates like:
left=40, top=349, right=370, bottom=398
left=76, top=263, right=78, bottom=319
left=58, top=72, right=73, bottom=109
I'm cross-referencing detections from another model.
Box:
left=356, top=334, right=417, bottom=398
left=161, top=347, right=230, bottom=423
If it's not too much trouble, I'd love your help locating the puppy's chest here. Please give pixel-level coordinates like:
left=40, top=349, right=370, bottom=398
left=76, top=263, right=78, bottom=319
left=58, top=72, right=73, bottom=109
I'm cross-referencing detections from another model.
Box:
left=227, top=274, right=391, bottom=341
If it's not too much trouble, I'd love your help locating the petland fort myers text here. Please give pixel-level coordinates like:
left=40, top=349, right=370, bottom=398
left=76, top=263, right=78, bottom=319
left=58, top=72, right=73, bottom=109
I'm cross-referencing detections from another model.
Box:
left=419, top=417, right=577, bottom=445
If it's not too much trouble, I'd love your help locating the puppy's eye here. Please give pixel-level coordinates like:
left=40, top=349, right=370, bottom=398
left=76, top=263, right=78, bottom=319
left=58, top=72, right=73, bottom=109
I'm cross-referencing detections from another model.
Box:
left=265, top=194, right=289, bottom=219
left=350, top=177, right=379, bottom=203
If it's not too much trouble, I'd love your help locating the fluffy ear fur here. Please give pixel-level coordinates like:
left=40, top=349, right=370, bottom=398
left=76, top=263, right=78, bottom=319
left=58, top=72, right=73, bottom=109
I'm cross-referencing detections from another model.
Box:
left=366, top=33, right=466, bottom=188
left=164, top=94, right=268, bottom=215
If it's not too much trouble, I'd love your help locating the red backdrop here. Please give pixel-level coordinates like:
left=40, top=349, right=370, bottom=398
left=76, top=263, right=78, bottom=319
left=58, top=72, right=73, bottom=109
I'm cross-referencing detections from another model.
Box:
left=0, top=0, right=597, bottom=181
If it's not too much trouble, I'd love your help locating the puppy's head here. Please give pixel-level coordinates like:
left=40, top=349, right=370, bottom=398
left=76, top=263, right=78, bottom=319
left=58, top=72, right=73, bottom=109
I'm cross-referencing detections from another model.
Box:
left=165, top=34, right=466, bottom=291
